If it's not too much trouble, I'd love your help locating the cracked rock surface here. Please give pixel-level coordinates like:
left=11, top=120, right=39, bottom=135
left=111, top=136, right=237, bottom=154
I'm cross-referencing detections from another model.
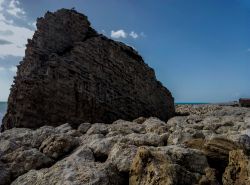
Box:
left=0, top=105, right=249, bottom=184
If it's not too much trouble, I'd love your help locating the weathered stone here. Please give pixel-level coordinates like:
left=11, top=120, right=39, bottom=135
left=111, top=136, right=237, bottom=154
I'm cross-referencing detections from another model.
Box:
left=121, top=133, right=168, bottom=147
left=77, top=122, right=91, bottom=134
left=86, top=123, right=109, bottom=135
left=142, top=117, right=168, bottom=134
left=198, top=168, right=220, bottom=185
left=0, top=162, right=10, bottom=185
left=55, top=123, right=73, bottom=133
left=132, top=117, right=147, bottom=124
left=11, top=148, right=126, bottom=185
left=110, top=119, right=145, bottom=135
left=39, top=134, right=79, bottom=159
left=185, top=137, right=240, bottom=182
left=1, top=147, right=53, bottom=179
left=129, top=146, right=209, bottom=185
left=223, top=149, right=250, bottom=185
left=2, top=8, right=174, bottom=131
left=107, top=142, right=138, bottom=172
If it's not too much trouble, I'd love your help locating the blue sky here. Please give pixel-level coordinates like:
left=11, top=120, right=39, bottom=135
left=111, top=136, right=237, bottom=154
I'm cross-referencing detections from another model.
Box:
left=0, top=0, right=249, bottom=102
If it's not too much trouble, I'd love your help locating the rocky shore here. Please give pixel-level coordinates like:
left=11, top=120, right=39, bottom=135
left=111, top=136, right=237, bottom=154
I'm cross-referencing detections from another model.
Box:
left=0, top=104, right=249, bottom=185
left=1, top=8, right=250, bottom=185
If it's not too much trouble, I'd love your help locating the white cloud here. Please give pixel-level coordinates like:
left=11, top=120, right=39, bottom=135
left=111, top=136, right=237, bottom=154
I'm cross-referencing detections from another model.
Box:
left=0, top=66, right=5, bottom=71
left=0, top=0, right=34, bottom=57
left=111, top=30, right=127, bottom=39
left=6, top=0, right=26, bottom=19
left=8, top=65, right=17, bottom=73
left=129, top=31, right=138, bottom=39
left=0, top=66, right=17, bottom=73
left=111, top=30, right=145, bottom=40
left=0, top=13, right=13, bottom=24
left=0, top=21, right=34, bottom=57
left=0, top=0, right=4, bottom=11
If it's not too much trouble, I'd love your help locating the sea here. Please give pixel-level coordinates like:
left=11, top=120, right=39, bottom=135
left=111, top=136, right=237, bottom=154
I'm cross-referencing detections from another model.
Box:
left=0, top=102, right=7, bottom=125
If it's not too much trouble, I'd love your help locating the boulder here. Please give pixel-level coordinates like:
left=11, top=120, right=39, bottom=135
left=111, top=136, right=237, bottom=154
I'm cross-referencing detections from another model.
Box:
left=11, top=147, right=126, bottom=185
left=129, top=146, right=210, bottom=185
left=2, top=8, right=174, bottom=131
left=1, top=147, right=53, bottom=179
left=107, top=142, right=138, bottom=172
left=39, top=134, right=79, bottom=159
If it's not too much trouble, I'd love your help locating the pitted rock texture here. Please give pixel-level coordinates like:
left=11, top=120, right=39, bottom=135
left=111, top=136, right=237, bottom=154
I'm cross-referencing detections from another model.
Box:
left=1, top=8, right=174, bottom=131
left=0, top=105, right=249, bottom=184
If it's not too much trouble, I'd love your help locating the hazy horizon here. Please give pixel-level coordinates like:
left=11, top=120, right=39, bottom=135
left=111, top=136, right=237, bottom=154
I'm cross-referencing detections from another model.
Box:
left=0, top=0, right=249, bottom=102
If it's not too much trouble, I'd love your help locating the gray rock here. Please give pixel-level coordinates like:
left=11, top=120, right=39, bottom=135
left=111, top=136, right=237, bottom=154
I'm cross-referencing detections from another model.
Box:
left=39, top=134, right=79, bottom=159
left=0, top=162, right=10, bottom=185
left=77, top=122, right=91, bottom=134
left=1, top=147, right=53, bottom=179
left=107, top=142, right=137, bottom=172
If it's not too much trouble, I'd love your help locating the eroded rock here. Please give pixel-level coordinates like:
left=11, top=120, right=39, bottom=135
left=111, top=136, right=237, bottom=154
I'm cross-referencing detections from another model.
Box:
left=2, top=8, right=174, bottom=131
left=223, top=150, right=250, bottom=185
left=39, top=134, right=79, bottom=159
left=130, top=146, right=210, bottom=185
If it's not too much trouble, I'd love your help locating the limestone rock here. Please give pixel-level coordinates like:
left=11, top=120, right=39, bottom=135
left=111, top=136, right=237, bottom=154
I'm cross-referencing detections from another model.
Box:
left=11, top=148, right=126, bottom=185
left=1, top=147, right=53, bottom=179
left=39, top=134, right=79, bottom=159
left=185, top=137, right=240, bottom=178
left=77, top=122, right=91, bottom=134
left=0, top=104, right=250, bottom=184
left=107, top=142, right=138, bottom=172
left=129, top=146, right=209, bottom=185
left=223, top=150, right=250, bottom=185
left=2, top=8, right=174, bottom=131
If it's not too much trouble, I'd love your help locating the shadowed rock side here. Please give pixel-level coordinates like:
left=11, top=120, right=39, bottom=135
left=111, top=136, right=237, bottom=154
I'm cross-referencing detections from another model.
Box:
left=1, top=9, right=174, bottom=131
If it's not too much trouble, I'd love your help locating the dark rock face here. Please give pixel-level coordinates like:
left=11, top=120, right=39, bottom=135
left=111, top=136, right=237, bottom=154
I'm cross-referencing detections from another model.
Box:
left=2, top=9, right=174, bottom=131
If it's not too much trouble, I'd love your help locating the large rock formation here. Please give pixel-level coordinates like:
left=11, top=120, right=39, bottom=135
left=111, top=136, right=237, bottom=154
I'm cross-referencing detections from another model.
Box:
left=2, top=9, right=174, bottom=131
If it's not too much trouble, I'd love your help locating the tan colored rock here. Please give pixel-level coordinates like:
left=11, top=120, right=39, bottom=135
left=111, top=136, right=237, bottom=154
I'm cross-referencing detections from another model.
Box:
left=39, top=134, right=79, bottom=159
left=109, top=119, right=145, bottom=135
left=185, top=137, right=241, bottom=181
left=133, top=117, right=147, bottom=124
left=122, top=133, right=168, bottom=147
left=223, top=149, right=250, bottom=185
left=142, top=117, right=168, bottom=134
left=130, top=146, right=209, bottom=185
left=107, top=142, right=137, bottom=172
left=11, top=147, right=125, bottom=185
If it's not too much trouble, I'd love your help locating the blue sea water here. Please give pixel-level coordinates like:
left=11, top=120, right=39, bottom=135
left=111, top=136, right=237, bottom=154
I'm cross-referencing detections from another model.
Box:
left=0, top=102, right=7, bottom=124
left=175, top=102, right=209, bottom=105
